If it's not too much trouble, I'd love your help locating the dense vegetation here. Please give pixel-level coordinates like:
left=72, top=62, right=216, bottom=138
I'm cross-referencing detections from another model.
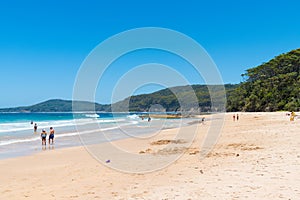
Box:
left=0, top=85, right=236, bottom=113
left=113, top=84, right=236, bottom=112
left=0, top=99, right=111, bottom=112
left=1, top=49, right=299, bottom=113
left=227, top=49, right=300, bottom=111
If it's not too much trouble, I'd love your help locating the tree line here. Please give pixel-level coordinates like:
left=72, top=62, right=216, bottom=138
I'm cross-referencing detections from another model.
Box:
left=1, top=49, right=299, bottom=113
left=227, top=48, right=300, bottom=111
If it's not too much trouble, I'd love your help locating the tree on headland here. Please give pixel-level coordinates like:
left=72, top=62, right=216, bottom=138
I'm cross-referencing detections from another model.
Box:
left=227, top=48, right=300, bottom=112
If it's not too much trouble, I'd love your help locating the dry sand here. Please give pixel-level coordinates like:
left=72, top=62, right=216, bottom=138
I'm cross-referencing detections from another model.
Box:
left=0, top=112, right=299, bottom=199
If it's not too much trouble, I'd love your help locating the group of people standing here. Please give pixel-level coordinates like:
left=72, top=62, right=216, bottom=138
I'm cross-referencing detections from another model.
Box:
left=32, top=122, right=55, bottom=145
left=233, top=113, right=239, bottom=121
left=41, top=127, right=55, bottom=145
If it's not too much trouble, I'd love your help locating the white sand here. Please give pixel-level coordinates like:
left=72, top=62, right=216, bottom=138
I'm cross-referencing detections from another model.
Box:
left=0, top=112, right=299, bottom=199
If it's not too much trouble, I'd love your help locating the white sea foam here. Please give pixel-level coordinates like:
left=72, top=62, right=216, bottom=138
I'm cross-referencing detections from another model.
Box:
left=0, top=118, right=127, bottom=133
left=0, top=136, right=41, bottom=146
left=127, top=114, right=140, bottom=119
left=85, top=114, right=100, bottom=118
left=0, top=120, right=75, bottom=133
left=0, top=120, right=137, bottom=147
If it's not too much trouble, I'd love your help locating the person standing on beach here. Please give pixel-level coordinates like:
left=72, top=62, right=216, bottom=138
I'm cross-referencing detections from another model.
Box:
left=41, top=129, right=47, bottom=145
left=290, top=111, right=296, bottom=121
left=34, top=123, right=38, bottom=133
left=236, top=114, right=239, bottom=121
left=49, top=127, right=55, bottom=145
left=233, top=114, right=236, bottom=121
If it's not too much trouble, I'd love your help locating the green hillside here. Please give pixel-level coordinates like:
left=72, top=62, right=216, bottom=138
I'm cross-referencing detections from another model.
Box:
left=0, top=99, right=111, bottom=112
left=0, top=85, right=236, bottom=113
left=112, top=84, right=236, bottom=112
left=1, top=48, right=299, bottom=113
left=227, top=48, right=300, bottom=111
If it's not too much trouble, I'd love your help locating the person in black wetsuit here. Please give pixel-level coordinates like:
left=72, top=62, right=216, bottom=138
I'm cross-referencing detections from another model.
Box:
left=34, top=123, right=38, bottom=133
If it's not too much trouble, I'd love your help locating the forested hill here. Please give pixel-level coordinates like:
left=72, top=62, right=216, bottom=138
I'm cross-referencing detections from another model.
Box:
left=0, top=99, right=111, bottom=112
left=2, top=48, right=299, bottom=113
left=0, top=85, right=237, bottom=112
left=113, top=84, right=237, bottom=112
left=227, top=48, right=300, bottom=112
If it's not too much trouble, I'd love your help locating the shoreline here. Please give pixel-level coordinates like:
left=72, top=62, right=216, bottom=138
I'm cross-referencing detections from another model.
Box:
left=0, top=114, right=212, bottom=161
left=0, top=111, right=295, bottom=161
left=0, top=112, right=299, bottom=199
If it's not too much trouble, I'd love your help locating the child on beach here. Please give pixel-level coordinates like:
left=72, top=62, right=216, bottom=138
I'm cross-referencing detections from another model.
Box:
left=49, top=127, right=55, bottom=145
left=41, top=129, right=47, bottom=145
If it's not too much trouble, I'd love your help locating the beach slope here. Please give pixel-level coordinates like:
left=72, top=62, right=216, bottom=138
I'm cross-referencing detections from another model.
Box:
left=0, top=112, right=299, bottom=199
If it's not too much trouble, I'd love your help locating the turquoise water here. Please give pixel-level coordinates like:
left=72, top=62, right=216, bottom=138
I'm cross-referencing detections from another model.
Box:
left=0, top=112, right=120, bottom=134
left=0, top=112, right=194, bottom=159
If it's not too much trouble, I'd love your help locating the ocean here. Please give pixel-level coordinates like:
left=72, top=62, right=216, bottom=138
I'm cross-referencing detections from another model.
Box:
left=0, top=112, right=196, bottom=159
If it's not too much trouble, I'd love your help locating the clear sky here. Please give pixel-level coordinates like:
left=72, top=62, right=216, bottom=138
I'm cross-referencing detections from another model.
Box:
left=0, top=0, right=300, bottom=108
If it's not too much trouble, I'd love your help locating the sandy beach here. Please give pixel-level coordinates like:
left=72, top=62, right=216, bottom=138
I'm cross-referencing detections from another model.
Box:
left=0, top=112, right=299, bottom=199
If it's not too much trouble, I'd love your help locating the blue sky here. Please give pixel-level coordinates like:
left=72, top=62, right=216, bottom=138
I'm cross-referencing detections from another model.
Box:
left=0, top=0, right=300, bottom=108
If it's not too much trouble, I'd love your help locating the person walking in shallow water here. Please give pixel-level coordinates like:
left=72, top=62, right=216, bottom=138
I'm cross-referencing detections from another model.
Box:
left=41, top=129, right=47, bottom=145
left=34, top=123, right=38, bottom=133
left=49, top=127, right=55, bottom=145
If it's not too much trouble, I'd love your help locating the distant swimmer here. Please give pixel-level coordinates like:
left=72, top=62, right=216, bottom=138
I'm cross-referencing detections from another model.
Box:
left=148, top=117, right=151, bottom=122
left=49, top=127, right=55, bottom=145
left=41, top=129, right=47, bottom=145
left=34, top=123, right=38, bottom=133
left=30, top=121, right=33, bottom=125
